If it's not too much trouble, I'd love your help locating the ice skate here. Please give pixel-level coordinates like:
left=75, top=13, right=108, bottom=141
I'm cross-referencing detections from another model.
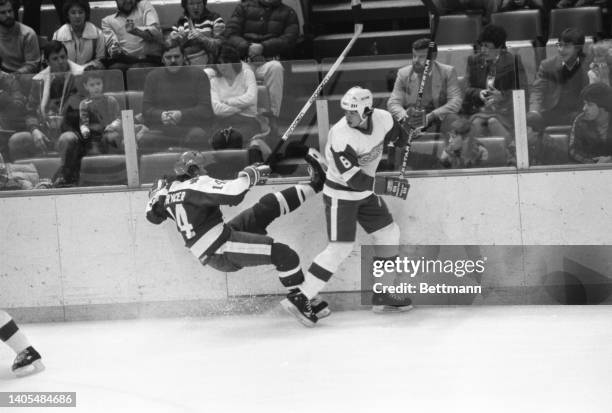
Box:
left=12, top=346, right=45, bottom=377
left=304, top=148, right=328, bottom=193
left=281, top=290, right=318, bottom=327
left=311, top=295, right=331, bottom=319
left=372, top=292, right=413, bottom=313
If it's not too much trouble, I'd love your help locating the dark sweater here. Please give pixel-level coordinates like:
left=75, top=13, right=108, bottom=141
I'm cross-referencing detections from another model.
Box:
left=142, top=66, right=213, bottom=128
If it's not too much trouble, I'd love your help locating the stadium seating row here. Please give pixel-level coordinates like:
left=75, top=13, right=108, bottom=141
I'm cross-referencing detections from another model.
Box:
left=13, top=149, right=250, bottom=186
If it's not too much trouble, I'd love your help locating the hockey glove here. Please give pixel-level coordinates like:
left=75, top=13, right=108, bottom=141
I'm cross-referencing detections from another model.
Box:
left=239, top=163, right=271, bottom=187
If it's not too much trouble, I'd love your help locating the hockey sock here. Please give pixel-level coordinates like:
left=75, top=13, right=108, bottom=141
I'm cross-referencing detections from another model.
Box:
left=271, top=243, right=305, bottom=289
left=254, top=185, right=316, bottom=230
left=273, top=185, right=315, bottom=216
left=300, top=242, right=354, bottom=299
left=0, top=311, right=30, bottom=354
left=300, top=263, right=332, bottom=300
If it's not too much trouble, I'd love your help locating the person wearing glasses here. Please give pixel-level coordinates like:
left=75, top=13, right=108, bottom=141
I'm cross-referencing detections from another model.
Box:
left=528, top=28, right=589, bottom=128
left=387, top=38, right=463, bottom=134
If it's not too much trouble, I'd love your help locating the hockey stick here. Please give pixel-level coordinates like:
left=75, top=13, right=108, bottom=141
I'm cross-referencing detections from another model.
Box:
left=265, top=0, right=363, bottom=163
left=380, top=41, right=436, bottom=200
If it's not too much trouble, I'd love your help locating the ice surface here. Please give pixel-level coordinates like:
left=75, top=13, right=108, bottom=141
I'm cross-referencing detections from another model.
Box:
left=1, top=306, right=611, bottom=413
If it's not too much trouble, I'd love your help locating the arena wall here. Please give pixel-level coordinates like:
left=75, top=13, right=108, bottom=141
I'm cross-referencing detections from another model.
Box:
left=2, top=168, right=612, bottom=321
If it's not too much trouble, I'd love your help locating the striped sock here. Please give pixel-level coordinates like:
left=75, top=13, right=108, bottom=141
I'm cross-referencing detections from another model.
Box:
left=0, top=311, right=30, bottom=355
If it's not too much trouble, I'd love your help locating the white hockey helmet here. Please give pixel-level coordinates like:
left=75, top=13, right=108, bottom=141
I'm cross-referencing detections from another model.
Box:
left=340, top=86, right=373, bottom=120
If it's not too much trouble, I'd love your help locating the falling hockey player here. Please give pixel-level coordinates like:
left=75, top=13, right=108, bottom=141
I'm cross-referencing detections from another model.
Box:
left=0, top=310, right=45, bottom=376
left=145, top=149, right=331, bottom=319
left=281, top=86, right=413, bottom=327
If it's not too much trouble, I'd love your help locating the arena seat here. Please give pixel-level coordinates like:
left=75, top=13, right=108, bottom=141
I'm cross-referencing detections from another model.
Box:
left=491, top=10, right=542, bottom=42
left=547, top=134, right=570, bottom=164
left=14, top=157, right=61, bottom=181
left=435, top=14, right=481, bottom=78
left=139, top=152, right=181, bottom=184
left=79, top=155, right=127, bottom=186
left=435, top=14, right=481, bottom=46
left=201, top=149, right=250, bottom=180
left=139, top=149, right=250, bottom=184
left=126, top=91, right=144, bottom=116
left=477, top=136, right=508, bottom=167
left=406, top=139, right=444, bottom=170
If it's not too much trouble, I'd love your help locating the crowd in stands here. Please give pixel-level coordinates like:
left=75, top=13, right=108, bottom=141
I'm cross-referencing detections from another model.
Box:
left=1, top=0, right=612, bottom=189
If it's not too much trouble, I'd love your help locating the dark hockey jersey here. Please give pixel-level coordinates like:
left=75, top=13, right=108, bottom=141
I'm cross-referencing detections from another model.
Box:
left=145, top=175, right=251, bottom=251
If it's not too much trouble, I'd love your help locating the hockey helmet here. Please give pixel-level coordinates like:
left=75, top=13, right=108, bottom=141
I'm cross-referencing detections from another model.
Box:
left=340, top=86, right=373, bottom=120
left=174, top=150, right=208, bottom=177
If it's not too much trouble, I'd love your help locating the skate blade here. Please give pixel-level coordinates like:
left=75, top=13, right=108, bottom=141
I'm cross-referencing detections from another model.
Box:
left=315, top=308, right=331, bottom=319
left=280, top=299, right=317, bottom=327
left=13, top=360, right=45, bottom=377
left=372, top=304, right=413, bottom=314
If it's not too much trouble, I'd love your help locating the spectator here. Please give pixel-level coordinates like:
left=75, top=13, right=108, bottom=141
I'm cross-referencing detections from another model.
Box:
left=0, top=0, right=40, bottom=74
left=139, top=39, right=213, bottom=152
left=0, top=68, right=27, bottom=130
left=568, top=82, right=612, bottom=163
left=529, top=28, right=589, bottom=126
left=101, top=0, right=163, bottom=71
left=52, top=0, right=106, bottom=70
left=8, top=41, right=84, bottom=186
left=463, top=24, right=527, bottom=148
left=209, top=43, right=265, bottom=152
left=170, top=0, right=225, bottom=66
left=226, top=0, right=299, bottom=133
left=79, top=70, right=122, bottom=155
left=438, top=118, right=489, bottom=168
left=587, top=40, right=612, bottom=85
left=387, top=38, right=462, bottom=133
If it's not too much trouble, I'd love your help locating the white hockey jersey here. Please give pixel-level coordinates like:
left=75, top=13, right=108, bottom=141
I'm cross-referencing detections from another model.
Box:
left=324, top=108, right=394, bottom=200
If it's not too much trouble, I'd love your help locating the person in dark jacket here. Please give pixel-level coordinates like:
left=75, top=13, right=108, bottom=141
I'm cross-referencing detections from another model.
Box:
left=225, top=0, right=299, bottom=133
left=463, top=25, right=527, bottom=147
left=139, top=39, right=214, bottom=153
left=528, top=28, right=589, bottom=127
left=568, top=82, right=612, bottom=164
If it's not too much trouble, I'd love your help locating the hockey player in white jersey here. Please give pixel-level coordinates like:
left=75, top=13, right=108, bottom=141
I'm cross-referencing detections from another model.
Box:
left=0, top=310, right=44, bottom=376
left=281, top=86, right=412, bottom=326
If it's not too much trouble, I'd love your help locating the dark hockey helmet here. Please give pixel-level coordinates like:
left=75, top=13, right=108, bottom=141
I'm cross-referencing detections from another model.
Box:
left=174, top=151, right=208, bottom=177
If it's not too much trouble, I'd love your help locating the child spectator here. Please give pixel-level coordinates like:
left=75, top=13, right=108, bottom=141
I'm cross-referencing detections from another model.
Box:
left=569, top=82, right=612, bottom=163
left=439, top=118, right=489, bottom=168
left=79, top=70, right=123, bottom=154
left=587, top=40, right=612, bottom=85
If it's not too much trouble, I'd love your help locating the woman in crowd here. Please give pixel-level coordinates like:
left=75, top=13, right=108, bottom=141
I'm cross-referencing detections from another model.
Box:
left=208, top=43, right=268, bottom=156
left=52, top=0, right=106, bottom=69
